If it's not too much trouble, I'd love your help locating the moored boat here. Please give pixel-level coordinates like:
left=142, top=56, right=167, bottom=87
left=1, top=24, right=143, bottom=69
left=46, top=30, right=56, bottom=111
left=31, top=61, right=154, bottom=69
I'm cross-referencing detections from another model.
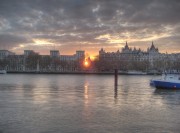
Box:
left=151, top=74, right=180, bottom=89
left=0, top=70, right=7, bottom=74
left=127, top=70, right=147, bottom=75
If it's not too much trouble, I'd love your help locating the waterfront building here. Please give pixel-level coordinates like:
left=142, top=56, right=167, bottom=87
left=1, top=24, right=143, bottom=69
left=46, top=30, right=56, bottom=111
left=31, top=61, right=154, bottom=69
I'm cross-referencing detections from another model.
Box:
left=24, top=50, right=37, bottom=56
left=50, top=50, right=85, bottom=71
left=50, top=50, right=60, bottom=58
left=99, top=42, right=159, bottom=62
left=0, top=49, right=85, bottom=72
left=49, top=50, right=85, bottom=61
left=0, top=43, right=180, bottom=73
left=0, top=50, right=15, bottom=60
left=5, top=55, right=24, bottom=71
left=99, top=42, right=180, bottom=72
left=75, top=50, right=85, bottom=60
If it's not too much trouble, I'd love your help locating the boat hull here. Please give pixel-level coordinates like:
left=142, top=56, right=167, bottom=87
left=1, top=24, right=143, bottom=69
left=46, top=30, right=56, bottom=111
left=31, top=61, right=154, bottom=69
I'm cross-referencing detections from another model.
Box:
left=152, top=80, right=180, bottom=89
left=0, top=70, right=6, bottom=74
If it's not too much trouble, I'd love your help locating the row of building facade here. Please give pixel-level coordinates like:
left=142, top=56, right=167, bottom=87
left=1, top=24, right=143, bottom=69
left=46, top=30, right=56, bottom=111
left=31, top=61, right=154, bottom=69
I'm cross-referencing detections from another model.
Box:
left=98, top=42, right=180, bottom=72
left=0, top=42, right=180, bottom=72
left=0, top=49, right=85, bottom=72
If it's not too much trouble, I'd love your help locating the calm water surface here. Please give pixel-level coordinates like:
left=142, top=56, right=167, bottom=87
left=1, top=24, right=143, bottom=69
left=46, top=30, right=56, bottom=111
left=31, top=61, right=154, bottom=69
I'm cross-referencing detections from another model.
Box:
left=0, top=74, right=180, bottom=133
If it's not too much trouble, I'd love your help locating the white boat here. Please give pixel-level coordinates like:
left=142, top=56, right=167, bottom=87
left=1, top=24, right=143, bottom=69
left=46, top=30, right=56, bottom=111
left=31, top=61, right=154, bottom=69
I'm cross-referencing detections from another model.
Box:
left=151, top=74, right=180, bottom=89
left=127, top=70, right=147, bottom=75
left=0, top=70, right=7, bottom=74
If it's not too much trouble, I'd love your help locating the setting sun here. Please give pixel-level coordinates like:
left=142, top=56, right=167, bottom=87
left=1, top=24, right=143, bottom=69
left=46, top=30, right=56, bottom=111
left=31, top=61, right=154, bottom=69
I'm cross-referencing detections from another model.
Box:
left=84, top=60, right=89, bottom=67
left=83, top=58, right=91, bottom=68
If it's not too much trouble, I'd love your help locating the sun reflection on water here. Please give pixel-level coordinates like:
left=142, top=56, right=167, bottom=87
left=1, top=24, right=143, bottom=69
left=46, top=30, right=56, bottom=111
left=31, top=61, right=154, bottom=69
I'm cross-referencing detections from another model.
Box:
left=84, top=83, right=89, bottom=104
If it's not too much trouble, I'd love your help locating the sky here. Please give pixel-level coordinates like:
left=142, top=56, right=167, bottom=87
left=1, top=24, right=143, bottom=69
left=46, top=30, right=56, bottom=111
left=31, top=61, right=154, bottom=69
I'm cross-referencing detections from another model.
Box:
left=0, top=0, right=180, bottom=56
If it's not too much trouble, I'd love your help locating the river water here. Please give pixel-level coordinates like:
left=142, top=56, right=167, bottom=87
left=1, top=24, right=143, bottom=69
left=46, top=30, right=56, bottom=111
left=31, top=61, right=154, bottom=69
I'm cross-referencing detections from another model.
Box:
left=0, top=74, right=180, bottom=133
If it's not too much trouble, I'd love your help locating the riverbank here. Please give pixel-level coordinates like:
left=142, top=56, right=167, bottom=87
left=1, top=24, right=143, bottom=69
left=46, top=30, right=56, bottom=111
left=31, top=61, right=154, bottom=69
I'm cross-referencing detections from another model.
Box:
left=6, top=71, right=162, bottom=75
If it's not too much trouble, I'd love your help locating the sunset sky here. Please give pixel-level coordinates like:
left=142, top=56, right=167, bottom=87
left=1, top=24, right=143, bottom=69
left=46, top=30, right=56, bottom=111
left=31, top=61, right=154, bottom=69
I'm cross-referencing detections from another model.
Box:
left=0, top=0, right=180, bottom=56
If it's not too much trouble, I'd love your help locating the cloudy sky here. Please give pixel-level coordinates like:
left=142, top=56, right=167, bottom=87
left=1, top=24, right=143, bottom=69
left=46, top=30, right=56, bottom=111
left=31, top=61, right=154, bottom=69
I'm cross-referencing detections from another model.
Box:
left=0, top=0, right=180, bottom=55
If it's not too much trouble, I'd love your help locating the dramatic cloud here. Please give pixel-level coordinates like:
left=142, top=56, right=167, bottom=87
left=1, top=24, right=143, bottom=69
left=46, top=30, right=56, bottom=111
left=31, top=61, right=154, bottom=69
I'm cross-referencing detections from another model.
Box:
left=0, top=0, right=180, bottom=55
